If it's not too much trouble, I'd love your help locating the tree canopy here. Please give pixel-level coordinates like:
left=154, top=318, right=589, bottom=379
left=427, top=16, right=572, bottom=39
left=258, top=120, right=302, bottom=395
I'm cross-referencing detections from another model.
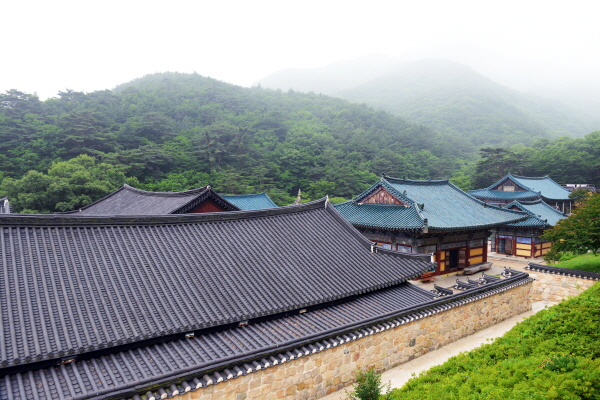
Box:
left=542, top=193, right=600, bottom=261
left=0, top=72, right=599, bottom=212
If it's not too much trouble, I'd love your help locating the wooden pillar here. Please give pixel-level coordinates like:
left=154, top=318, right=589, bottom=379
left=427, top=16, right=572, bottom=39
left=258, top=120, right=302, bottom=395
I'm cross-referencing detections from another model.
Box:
left=483, top=241, right=488, bottom=262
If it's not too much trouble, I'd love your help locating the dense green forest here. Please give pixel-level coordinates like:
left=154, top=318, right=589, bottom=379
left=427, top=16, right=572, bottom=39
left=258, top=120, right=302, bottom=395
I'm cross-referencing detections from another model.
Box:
left=0, top=72, right=598, bottom=213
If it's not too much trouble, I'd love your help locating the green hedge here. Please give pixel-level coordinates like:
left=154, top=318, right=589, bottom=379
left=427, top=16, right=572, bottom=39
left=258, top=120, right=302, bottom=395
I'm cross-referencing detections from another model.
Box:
left=551, top=253, right=600, bottom=273
left=389, top=283, right=600, bottom=400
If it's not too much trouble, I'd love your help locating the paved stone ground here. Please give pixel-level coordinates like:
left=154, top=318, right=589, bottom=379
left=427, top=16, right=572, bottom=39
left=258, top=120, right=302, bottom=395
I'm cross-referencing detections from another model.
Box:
left=321, top=300, right=557, bottom=400
left=413, top=254, right=542, bottom=292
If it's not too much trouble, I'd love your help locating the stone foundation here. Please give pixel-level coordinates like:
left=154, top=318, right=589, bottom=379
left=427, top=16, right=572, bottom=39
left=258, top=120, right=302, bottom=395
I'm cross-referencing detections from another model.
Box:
left=528, top=271, right=597, bottom=302
left=180, top=281, right=532, bottom=400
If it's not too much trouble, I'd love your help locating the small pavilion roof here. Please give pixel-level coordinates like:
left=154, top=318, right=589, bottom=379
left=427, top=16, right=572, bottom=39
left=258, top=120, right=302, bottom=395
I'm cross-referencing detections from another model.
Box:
left=60, top=184, right=240, bottom=215
left=335, top=177, right=528, bottom=232
left=506, top=199, right=567, bottom=228
left=469, top=174, right=571, bottom=202
left=221, top=192, right=278, bottom=210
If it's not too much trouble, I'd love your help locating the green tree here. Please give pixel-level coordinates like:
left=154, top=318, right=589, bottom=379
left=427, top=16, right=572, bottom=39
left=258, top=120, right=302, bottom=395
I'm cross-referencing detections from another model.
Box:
left=0, top=154, right=131, bottom=213
left=542, top=193, right=600, bottom=261
left=472, top=148, right=525, bottom=188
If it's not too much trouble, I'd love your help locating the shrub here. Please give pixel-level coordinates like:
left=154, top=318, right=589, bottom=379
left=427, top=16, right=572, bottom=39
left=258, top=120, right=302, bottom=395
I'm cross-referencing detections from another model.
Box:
left=389, top=283, right=600, bottom=399
left=346, top=367, right=392, bottom=400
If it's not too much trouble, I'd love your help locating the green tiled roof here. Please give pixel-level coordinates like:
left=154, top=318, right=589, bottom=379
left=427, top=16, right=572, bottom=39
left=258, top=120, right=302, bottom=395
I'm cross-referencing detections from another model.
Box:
left=506, top=199, right=566, bottom=227
left=335, top=177, right=528, bottom=232
left=470, top=174, right=571, bottom=201
left=220, top=192, right=278, bottom=210
left=468, top=188, right=541, bottom=201
left=333, top=202, right=424, bottom=231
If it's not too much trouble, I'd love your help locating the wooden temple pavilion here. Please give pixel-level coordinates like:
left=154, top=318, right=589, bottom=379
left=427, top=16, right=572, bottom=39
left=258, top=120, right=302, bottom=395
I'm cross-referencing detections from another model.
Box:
left=493, top=199, right=566, bottom=258
left=60, top=184, right=278, bottom=215
left=469, top=174, right=573, bottom=213
left=334, top=177, right=528, bottom=277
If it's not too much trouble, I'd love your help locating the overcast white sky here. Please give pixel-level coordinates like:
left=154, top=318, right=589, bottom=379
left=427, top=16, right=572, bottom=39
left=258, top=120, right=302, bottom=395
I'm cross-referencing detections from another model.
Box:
left=2, top=0, right=599, bottom=99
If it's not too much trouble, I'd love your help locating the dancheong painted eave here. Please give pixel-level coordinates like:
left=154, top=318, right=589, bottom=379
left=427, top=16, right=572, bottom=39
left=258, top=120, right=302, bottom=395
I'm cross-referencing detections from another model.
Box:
left=0, top=198, right=434, bottom=376
left=335, top=177, right=529, bottom=232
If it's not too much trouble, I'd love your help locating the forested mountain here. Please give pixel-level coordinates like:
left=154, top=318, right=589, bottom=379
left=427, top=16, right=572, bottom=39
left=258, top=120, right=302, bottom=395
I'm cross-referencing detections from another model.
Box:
left=0, top=72, right=474, bottom=212
left=1, top=72, right=598, bottom=214
left=258, top=59, right=597, bottom=147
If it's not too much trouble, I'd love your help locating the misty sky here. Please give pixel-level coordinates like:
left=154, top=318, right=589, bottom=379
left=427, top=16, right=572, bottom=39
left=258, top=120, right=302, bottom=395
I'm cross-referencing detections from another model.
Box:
left=3, top=0, right=599, bottom=99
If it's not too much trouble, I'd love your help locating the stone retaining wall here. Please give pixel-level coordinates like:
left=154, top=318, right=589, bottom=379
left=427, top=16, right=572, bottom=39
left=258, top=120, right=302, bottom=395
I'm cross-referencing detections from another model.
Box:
left=528, top=271, right=597, bottom=302
left=180, top=281, right=532, bottom=400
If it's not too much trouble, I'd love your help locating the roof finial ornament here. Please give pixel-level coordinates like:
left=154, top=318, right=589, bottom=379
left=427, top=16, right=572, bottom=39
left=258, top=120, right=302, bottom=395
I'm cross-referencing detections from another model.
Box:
left=294, top=189, right=302, bottom=205
left=381, top=172, right=386, bottom=180
left=207, top=185, right=211, bottom=189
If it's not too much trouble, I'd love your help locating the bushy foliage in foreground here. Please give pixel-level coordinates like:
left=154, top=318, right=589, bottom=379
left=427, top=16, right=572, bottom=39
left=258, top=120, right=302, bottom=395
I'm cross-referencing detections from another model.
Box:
left=390, top=283, right=600, bottom=400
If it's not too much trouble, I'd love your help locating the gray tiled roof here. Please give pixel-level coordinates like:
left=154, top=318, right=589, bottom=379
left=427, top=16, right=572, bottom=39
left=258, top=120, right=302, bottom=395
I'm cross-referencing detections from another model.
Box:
left=0, top=267, right=531, bottom=400
left=0, top=199, right=432, bottom=375
left=61, top=184, right=240, bottom=215
left=1, top=282, right=437, bottom=400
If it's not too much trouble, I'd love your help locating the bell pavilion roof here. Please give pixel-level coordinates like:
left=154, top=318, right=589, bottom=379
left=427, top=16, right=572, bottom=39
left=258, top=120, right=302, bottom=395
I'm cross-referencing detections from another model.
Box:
left=221, top=192, right=278, bottom=210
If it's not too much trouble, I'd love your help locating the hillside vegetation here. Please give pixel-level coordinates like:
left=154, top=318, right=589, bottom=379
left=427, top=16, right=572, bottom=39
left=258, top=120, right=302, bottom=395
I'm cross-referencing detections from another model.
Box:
left=390, top=283, right=600, bottom=400
left=0, top=72, right=474, bottom=211
left=259, top=58, right=597, bottom=146
left=0, top=72, right=599, bottom=213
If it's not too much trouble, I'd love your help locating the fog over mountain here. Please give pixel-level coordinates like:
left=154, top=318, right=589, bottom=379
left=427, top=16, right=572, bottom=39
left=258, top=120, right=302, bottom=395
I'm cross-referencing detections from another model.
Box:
left=257, top=55, right=599, bottom=140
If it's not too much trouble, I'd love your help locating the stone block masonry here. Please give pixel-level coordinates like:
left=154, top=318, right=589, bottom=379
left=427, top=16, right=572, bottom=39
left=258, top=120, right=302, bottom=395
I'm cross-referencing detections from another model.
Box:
left=178, top=282, right=532, bottom=400
left=527, top=269, right=598, bottom=302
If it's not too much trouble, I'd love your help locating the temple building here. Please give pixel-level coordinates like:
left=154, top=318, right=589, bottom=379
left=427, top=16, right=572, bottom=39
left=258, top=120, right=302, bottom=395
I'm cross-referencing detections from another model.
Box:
left=0, top=199, right=436, bottom=399
left=60, top=184, right=277, bottom=215
left=334, top=177, right=528, bottom=277
left=469, top=174, right=572, bottom=213
left=492, top=199, right=567, bottom=258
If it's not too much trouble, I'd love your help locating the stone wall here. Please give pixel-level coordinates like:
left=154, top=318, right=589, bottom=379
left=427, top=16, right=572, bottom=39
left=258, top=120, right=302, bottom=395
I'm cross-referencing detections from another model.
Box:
left=528, top=271, right=597, bottom=302
left=180, top=281, right=532, bottom=400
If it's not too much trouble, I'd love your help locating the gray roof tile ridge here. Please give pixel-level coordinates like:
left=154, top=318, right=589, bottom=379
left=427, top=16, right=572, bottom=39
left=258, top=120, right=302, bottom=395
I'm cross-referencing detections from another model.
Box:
left=526, top=262, right=600, bottom=280
left=0, top=198, right=329, bottom=227
left=121, top=183, right=210, bottom=198
left=56, top=185, right=128, bottom=214
left=169, top=187, right=241, bottom=213
left=58, top=272, right=532, bottom=400
left=384, top=176, right=450, bottom=184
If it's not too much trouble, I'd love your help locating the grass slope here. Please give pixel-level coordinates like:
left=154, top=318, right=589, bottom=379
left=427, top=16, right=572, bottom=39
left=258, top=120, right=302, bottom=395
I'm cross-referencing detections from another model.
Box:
left=552, top=253, right=600, bottom=273
left=389, top=282, right=600, bottom=400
